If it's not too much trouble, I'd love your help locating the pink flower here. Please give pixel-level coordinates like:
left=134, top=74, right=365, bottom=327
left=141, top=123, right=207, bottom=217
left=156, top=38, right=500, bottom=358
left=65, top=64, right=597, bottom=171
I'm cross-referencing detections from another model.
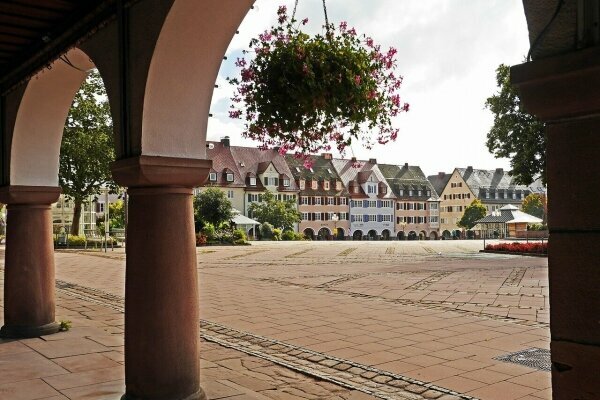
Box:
left=235, top=57, right=246, bottom=68
left=348, top=27, right=357, bottom=36
left=366, top=37, right=374, bottom=47
left=339, top=21, right=347, bottom=31
left=302, top=18, right=309, bottom=25
left=403, top=103, right=410, bottom=112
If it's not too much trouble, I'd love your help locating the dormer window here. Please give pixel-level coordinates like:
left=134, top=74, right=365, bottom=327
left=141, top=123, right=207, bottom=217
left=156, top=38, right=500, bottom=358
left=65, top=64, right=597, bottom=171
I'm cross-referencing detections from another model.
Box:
left=226, top=172, right=234, bottom=182
left=324, top=181, right=330, bottom=190
left=336, top=181, right=341, bottom=190
left=299, top=180, right=305, bottom=190
left=283, top=178, right=290, bottom=187
left=312, top=180, right=317, bottom=190
left=408, top=190, right=413, bottom=196
left=209, top=172, right=217, bottom=181
left=353, top=185, right=359, bottom=194
left=418, top=190, right=422, bottom=196
left=250, top=177, right=256, bottom=186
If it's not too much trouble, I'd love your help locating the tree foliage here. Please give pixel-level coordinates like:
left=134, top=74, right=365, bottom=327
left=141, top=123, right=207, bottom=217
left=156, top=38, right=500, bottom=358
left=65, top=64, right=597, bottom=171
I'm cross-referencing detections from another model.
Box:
left=458, top=199, right=487, bottom=230
left=59, top=70, right=115, bottom=235
left=485, top=64, right=546, bottom=185
left=248, top=190, right=300, bottom=230
left=522, top=193, right=546, bottom=220
left=193, top=188, right=234, bottom=231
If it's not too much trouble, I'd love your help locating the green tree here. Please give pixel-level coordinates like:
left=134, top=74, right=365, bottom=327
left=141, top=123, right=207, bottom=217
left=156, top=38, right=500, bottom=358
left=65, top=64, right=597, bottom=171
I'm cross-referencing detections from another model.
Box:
left=458, top=199, right=487, bottom=230
left=485, top=64, right=546, bottom=185
left=248, top=191, right=300, bottom=230
left=193, top=188, right=233, bottom=231
left=109, top=199, right=126, bottom=229
left=59, top=70, right=115, bottom=235
left=522, top=193, right=546, bottom=220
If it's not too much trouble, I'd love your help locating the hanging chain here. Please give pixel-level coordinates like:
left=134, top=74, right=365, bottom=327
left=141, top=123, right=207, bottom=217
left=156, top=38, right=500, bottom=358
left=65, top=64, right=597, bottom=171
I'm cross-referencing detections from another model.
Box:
left=292, top=0, right=299, bottom=21
left=322, top=0, right=330, bottom=29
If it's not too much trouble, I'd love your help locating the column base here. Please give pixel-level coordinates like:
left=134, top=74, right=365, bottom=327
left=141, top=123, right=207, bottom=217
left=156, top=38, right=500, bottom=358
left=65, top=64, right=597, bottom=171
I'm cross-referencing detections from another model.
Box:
left=121, top=388, right=207, bottom=400
left=0, top=321, right=60, bottom=339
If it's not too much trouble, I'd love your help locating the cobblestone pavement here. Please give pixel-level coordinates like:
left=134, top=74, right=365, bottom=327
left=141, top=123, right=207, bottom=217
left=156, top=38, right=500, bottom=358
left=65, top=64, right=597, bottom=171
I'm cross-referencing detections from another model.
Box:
left=0, top=241, right=551, bottom=399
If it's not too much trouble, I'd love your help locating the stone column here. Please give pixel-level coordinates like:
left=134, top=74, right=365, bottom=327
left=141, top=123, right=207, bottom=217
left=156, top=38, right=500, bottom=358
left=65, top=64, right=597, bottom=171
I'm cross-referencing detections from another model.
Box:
left=512, top=47, right=600, bottom=399
left=111, top=156, right=210, bottom=400
left=0, top=186, right=61, bottom=338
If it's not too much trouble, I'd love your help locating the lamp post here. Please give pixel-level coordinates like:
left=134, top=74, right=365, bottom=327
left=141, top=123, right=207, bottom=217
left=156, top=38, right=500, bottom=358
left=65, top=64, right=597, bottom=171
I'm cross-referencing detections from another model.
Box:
left=331, top=213, right=339, bottom=240
left=400, top=221, right=407, bottom=240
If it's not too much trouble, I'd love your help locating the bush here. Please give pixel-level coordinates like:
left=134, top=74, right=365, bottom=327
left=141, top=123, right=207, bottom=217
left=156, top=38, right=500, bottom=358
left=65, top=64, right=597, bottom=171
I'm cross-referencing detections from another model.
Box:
left=220, top=232, right=233, bottom=244
left=234, top=238, right=249, bottom=245
left=281, top=230, right=295, bottom=241
left=233, top=229, right=247, bottom=242
left=295, top=232, right=308, bottom=241
left=272, top=228, right=282, bottom=241
left=68, top=235, right=86, bottom=246
left=259, top=222, right=274, bottom=240
left=528, top=223, right=548, bottom=231
left=202, top=223, right=217, bottom=241
left=485, top=242, right=548, bottom=254
left=196, top=233, right=207, bottom=246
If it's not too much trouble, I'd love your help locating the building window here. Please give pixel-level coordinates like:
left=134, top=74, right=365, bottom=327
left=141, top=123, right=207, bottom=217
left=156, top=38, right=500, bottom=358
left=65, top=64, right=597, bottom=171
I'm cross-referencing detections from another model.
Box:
left=430, top=203, right=438, bottom=210
left=314, top=213, right=322, bottom=221
left=340, top=197, right=347, bottom=205
left=249, top=177, right=256, bottom=186
left=367, top=184, right=377, bottom=194
left=283, top=178, right=290, bottom=187
left=209, top=172, right=217, bottom=181
left=354, top=214, right=363, bottom=222
left=324, top=181, right=330, bottom=190
left=418, top=190, right=422, bottom=196
left=227, top=190, right=234, bottom=199
left=301, top=196, right=309, bottom=205
left=382, top=215, right=392, bottom=222
left=381, top=200, right=392, bottom=208
left=399, top=189, right=404, bottom=196
left=327, top=197, right=335, bottom=205
left=312, top=180, right=318, bottom=190
left=226, top=172, right=234, bottom=182
left=300, top=180, right=305, bottom=189
left=336, top=181, right=342, bottom=190
left=315, top=197, right=322, bottom=205
left=301, top=212, right=309, bottom=221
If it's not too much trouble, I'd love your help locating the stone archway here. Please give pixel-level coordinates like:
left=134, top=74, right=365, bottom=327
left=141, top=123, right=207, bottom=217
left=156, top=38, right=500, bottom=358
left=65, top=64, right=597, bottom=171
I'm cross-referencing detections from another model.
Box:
left=318, top=227, right=331, bottom=240
left=429, top=231, right=438, bottom=240
left=408, top=231, right=417, bottom=240
left=367, top=229, right=377, bottom=240
left=303, top=228, right=315, bottom=240
left=419, top=230, right=427, bottom=240
left=336, top=228, right=345, bottom=240
left=381, top=229, right=391, bottom=240
left=353, top=230, right=363, bottom=241
left=442, top=230, right=451, bottom=240
left=397, top=231, right=405, bottom=240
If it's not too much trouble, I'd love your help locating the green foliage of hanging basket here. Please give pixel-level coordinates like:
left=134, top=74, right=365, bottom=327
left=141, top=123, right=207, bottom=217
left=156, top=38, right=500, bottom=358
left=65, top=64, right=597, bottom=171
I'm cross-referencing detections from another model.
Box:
left=228, top=5, right=408, bottom=167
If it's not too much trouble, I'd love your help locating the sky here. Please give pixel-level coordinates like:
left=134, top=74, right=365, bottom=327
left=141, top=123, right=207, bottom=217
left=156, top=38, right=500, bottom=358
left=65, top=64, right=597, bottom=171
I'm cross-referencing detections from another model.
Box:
left=206, top=0, right=531, bottom=177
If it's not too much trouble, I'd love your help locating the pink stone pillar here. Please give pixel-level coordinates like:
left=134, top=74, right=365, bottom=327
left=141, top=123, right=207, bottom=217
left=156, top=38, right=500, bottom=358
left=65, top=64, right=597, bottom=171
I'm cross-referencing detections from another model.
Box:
left=512, top=47, right=600, bottom=399
left=112, top=156, right=210, bottom=400
left=0, top=186, right=61, bottom=338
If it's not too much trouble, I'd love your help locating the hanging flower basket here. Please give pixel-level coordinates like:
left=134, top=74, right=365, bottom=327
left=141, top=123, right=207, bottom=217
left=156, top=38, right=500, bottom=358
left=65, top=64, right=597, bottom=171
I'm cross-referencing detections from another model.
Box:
left=228, top=5, right=409, bottom=166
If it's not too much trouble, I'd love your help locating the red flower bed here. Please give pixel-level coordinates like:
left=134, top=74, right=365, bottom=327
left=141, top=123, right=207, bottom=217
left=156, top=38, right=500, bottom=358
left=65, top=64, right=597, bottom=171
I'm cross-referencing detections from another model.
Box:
left=485, top=242, right=547, bottom=254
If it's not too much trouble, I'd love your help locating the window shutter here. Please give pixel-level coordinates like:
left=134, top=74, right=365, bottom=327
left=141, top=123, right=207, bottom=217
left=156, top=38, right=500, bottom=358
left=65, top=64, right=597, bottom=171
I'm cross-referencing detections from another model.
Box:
left=378, top=214, right=382, bottom=222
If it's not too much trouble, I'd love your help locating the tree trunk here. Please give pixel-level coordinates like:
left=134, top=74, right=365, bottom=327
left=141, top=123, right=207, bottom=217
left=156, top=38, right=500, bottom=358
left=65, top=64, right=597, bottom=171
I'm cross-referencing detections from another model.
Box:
left=70, top=200, right=82, bottom=236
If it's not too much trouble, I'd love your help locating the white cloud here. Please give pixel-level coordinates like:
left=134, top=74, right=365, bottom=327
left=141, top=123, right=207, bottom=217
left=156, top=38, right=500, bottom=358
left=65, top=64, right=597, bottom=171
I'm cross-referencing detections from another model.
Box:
left=210, top=0, right=531, bottom=176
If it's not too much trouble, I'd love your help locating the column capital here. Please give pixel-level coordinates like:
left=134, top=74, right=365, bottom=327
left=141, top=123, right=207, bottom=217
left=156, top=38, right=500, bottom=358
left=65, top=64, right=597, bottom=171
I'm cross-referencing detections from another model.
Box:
left=0, top=185, right=61, bottom=205
left=511, top=47, right=600, bottom=122
left=111, top=155, right=211, bottom=188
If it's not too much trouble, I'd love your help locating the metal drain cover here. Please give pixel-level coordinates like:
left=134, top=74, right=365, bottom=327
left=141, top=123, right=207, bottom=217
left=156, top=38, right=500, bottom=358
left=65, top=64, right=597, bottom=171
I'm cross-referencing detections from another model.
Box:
left=494, top=348, right=551, bottom=371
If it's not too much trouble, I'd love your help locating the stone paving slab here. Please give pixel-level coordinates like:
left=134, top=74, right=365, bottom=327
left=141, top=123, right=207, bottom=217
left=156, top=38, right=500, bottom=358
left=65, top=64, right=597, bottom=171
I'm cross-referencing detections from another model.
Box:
left=0, top=241, right=551, bottom=399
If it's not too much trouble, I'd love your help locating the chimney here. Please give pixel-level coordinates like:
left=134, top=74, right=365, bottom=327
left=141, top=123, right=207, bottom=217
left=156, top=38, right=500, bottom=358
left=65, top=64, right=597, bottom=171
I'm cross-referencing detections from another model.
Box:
left=369, top=158, right=377, bottom=164
left=322, top=153, right=332, bottom=160
left=404, top=162, right=408, bottom=168
left=351, top=157, right=357, bottom=162
left=438, top=172, right=445, bottom=177
left=495, top=167, right=503, bottom=173
left=221, top=136, right=230, bottom=147
left=467, top=166, right=473, bottom=172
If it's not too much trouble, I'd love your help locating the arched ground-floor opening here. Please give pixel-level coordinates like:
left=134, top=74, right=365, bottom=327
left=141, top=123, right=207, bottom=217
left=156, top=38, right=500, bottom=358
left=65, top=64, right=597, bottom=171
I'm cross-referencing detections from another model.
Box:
left=303, top=228, right=315, bottom=241
left=408, top=231, right=417, bottom=240
left=335, top=228, right=345, bottom=240
left=397, top=231, right=405, bottom=240
left=442, top=230, right=451, bottom=240
left=419, top=230, right=427, bottom=240
left=318, top=227, right=331, bottom=240
left=429, top=231, right=438, bottom=240
left=367, top=229, right=377, bottom=240
left=353, top=230, right=363, bottom=241
left=453, top=230, right=462, bottom=239
left=247, top=227, right=255, bottom=239
left=381, top=229, right=391, bottom=240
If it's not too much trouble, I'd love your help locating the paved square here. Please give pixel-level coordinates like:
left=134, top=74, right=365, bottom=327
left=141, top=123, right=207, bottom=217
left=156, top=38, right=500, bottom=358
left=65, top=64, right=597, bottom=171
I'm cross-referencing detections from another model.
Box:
left=0, top=240, right=550, bottom=399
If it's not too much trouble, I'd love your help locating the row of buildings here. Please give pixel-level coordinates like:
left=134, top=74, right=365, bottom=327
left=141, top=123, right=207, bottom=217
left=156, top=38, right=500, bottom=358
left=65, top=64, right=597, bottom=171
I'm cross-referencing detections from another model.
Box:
left=199, top=137, right=545, bottom=240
